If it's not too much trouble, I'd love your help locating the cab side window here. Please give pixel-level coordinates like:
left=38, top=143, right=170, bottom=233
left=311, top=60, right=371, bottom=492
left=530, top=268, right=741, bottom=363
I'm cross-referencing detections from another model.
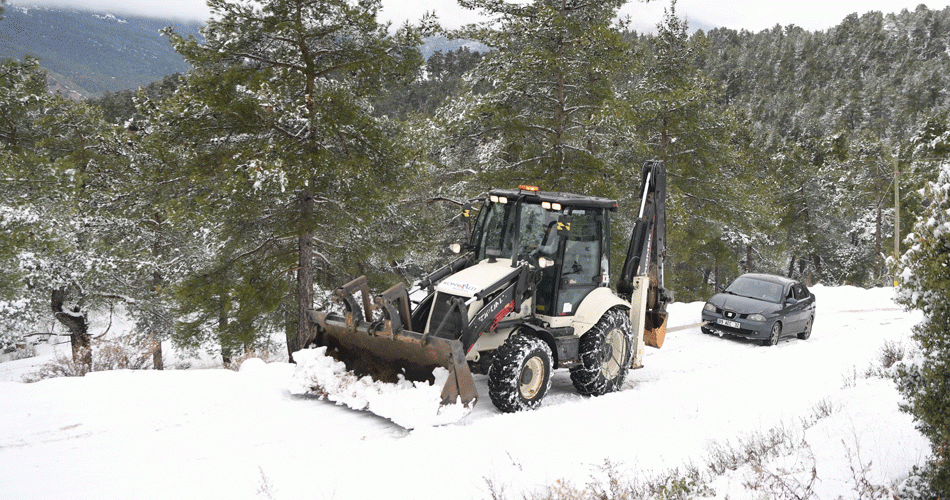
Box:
left=561, top=210, right=601, bottom=286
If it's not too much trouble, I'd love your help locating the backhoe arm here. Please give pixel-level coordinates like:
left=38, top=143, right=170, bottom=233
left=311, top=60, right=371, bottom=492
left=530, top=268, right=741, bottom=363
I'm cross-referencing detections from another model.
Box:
left=618, top=161, right=671, bottom=349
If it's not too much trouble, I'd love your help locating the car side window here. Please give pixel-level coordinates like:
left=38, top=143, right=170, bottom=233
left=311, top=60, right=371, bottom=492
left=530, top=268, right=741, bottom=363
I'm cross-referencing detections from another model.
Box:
left=793, top=284, right=809, bottom=300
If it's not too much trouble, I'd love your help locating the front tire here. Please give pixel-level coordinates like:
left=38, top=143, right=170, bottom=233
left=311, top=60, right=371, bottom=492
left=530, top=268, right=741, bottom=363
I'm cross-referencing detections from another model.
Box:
left=763, top=322, right=782, bottom=346
left=488, top=333, right=553, bottom=413
left=570, top=309, right=634, bottom=396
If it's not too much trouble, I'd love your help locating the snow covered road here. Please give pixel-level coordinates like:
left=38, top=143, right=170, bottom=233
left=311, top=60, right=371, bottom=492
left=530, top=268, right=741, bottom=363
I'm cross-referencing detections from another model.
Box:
left=0, top=285, right=928, bottom=499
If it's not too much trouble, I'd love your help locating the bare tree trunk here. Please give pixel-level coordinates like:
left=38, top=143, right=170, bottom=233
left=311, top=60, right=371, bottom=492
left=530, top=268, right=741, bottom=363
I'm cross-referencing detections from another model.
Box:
left=152, top=341, right=164, bottom=370
left=219, top=295, right=231, bottom=367
left=151, top=212, right=165, bottom=370
left=289, top=187, right=316, bottom=363
left=51, top=287, right=92, bottom=370
left=787, top=255, right=796, bottom=278
left=875, top=196, right=883, bottom=280
left=746, top=244, right=753, bottom=273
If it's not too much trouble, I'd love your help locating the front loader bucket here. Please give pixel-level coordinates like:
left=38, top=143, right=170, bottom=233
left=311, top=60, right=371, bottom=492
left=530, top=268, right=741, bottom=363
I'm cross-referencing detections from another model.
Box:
left=306, top=277, right=477, bottom=408
left=308, top=310, right=477, bottom=406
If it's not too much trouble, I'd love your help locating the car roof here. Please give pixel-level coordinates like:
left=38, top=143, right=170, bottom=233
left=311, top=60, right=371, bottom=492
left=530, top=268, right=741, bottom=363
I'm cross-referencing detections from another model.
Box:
left=736, top=273, right=798, bottom=287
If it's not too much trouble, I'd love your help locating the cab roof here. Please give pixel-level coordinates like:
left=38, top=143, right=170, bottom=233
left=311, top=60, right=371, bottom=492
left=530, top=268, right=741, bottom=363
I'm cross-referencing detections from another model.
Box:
left=488, top=187, right=619, bottom=211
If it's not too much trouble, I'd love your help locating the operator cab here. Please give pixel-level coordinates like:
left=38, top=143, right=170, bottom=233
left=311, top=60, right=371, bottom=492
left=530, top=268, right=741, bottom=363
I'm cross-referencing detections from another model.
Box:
left=468, top=186, right=618, bottom=317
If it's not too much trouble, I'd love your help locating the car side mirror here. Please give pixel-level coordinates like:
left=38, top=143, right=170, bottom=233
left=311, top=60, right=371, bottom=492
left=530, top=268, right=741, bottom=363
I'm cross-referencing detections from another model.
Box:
left=785, top=297, right=799, bottom=306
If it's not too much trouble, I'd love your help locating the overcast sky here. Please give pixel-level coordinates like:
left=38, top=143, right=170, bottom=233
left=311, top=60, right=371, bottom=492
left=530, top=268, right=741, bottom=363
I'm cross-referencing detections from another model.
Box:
left=9, top=0, right=950, bottom=32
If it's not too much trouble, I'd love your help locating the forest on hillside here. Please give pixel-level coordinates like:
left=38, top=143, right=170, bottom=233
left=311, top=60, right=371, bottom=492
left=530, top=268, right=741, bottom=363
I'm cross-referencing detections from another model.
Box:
left=2, top=0, right=950, bottom=366
left=0, top=5, right=202, bottom=97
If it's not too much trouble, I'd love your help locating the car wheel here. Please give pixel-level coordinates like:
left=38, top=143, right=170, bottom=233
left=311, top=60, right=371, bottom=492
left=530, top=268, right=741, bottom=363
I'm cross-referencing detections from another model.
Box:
left=570, top=309, right=634, bottom=396
left=488, top=333, right=553, bottom=413
left=798, top=316, right=813, bottom=340
left=763, top=321, right=781, bottom=346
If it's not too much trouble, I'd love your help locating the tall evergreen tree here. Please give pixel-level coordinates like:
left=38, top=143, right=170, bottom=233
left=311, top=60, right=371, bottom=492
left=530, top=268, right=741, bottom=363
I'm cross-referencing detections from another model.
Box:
left=1, top=57, right=167, bottom=367
left=161, top=0, right=428, bottom=361
left=895, top=163, right=950, bottom=498
left=441, top=0, right=635, bottom=197
left=0, top=58, right=47, bottom=349
left=629, top=2, right=763, bottom=298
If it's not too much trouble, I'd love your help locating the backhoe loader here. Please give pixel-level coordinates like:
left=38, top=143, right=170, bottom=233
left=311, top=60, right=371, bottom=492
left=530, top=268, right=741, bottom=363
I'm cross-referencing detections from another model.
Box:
left=302, top=161, right=671, bottom=413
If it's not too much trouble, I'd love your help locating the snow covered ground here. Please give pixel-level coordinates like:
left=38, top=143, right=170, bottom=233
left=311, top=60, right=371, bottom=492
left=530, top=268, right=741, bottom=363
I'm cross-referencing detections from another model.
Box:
left=0, top=285, right=928, bottom=499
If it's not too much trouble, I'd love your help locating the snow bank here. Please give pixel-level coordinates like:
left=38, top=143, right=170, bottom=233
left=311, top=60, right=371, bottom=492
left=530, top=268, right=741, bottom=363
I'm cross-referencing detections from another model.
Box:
left=287, top=347, right=470, bottom=429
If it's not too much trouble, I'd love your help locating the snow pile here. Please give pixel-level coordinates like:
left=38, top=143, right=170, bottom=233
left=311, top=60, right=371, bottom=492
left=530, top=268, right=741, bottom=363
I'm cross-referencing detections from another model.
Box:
left=287, top=346, right=471, bottom=429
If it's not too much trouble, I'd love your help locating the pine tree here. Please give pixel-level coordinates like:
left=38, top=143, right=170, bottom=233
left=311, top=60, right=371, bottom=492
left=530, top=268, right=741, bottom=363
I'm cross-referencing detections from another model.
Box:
left=440, top=0, right=635, bottom=197
left=160, top=0, right=428, bottom=361
left=629, top=2, right=764, bottom=299
left=895, top=163, right=950, bottom=498
left=0, top=57, right=169, bottom=367
left=0, top=59, right=45, bottom=349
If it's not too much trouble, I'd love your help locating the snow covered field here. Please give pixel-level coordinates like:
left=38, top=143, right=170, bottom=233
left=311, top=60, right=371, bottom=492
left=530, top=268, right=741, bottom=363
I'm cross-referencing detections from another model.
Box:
left=0, top=285, right=928, bottom=499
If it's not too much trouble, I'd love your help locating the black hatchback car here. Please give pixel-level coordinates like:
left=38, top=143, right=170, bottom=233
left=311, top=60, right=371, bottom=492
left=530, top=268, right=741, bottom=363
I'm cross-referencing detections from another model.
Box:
left=700, top=273, right=816, bottom=346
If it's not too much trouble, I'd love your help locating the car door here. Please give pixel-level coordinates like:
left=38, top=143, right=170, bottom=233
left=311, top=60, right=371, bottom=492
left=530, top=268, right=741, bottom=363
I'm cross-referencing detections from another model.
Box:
left=780, top=284, right=801, bottom=333
left=787, top=283, right=810, bottom=332
left=797, top=284, right=816, bottom=322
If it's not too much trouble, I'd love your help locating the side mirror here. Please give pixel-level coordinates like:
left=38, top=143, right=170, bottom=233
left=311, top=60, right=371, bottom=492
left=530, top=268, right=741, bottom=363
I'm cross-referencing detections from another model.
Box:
left=785, top=297, right=799, bottom=306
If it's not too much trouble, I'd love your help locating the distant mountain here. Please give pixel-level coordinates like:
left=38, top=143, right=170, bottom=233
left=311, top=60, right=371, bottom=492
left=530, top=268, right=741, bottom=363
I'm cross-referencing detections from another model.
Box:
left=0, top=5, right=491, bottom=99
left=420, top=36, right=489, bottom=59
left=0, top=5, right=202, bottom=98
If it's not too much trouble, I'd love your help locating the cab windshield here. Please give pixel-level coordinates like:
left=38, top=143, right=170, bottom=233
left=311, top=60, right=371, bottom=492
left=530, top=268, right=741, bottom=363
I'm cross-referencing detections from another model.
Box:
left=474, top=200, right=561, bottom=263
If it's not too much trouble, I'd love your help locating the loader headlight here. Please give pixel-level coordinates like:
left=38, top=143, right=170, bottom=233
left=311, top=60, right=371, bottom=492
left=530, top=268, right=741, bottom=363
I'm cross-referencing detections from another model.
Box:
left=541, top=202, right=562, bottom=211
left=489, top=195, right=508, bottom=204
left=449, top=243, right=461, bottom=254
left=538, top=257, right=554, bottom=269
left=748, top=313, right=766, bottom=322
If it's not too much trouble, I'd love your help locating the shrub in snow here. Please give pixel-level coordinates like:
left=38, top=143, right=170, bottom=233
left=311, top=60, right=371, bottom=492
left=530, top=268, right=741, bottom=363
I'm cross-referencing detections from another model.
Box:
left=894, top=162, right=950, bottom=498
left=0, top=298, right=38, bottom=352
left=22, top=334, right=161, bottom=382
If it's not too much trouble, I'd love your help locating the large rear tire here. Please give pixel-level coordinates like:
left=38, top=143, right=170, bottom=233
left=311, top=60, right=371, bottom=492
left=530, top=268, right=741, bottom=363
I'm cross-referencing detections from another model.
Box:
left=488, top=333, right=553, bottom=413
left=570, top=309, right=633, bottom=396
